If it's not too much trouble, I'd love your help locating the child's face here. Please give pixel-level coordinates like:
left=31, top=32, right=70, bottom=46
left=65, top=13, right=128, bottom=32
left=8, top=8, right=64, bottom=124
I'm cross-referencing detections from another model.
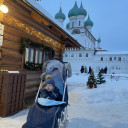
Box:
left=45, top=84, right=54, bottom=92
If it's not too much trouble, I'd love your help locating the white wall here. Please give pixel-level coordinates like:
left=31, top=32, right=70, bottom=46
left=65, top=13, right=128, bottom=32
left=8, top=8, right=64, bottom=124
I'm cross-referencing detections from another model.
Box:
left=63, top=50, right=128, bottom=74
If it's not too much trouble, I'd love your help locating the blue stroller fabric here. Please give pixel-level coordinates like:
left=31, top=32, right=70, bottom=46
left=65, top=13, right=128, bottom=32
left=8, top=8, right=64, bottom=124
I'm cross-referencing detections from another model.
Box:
left=22, top=59, right=68, bottom=128
left=22, top=103, right=66, bottom=128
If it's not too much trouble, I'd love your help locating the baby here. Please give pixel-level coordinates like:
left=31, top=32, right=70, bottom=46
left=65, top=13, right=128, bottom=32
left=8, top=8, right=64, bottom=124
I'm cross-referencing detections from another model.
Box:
left=39, top=78, right=62, bottom=101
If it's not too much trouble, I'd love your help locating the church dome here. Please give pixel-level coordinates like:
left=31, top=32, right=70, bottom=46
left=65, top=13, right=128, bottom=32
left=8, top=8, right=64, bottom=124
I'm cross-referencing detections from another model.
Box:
left=97, top=37, right=101, bottom=43
left=68, top=1, right=79, bottom=17
left=66, top=23, right=69, bottom=28
left=84, top=15, right=93, bottom=27
left=77, top=2, right=87, bottom=16
left=55, top=7, right=66, bottom=20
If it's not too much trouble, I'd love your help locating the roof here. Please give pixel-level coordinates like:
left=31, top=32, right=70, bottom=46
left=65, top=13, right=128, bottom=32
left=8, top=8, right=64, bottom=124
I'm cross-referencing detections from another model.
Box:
left=97, top=37, right=101, bottom=43
left=68, top=1, right=79, bottom=17
left=96, top=51, right=128, bottom=55
left=78, top=2, right=87, bottom=17
left=55, top=7, right=66, bottom=20
left=84, top=15, right=93, bottom=27
left=23, top=0, right=82, bottom=47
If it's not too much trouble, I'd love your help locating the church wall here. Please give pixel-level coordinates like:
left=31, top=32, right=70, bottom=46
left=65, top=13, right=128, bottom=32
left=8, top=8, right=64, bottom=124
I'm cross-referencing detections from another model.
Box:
left=76, top=15, right=85, bottom=27
left=63, top=49, right=95, bottom=73
left=94, top=54, right=128, bottom=74
left=69, top=16, right=77, bottom=28
left=63, top=50, right=128, bottom=74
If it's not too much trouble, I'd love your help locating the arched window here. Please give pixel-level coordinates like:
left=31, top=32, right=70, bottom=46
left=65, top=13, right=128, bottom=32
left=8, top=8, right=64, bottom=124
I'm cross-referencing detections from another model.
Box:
left=72, top=29, right=81, bottom=34
left=101, top=57, right=103, bottom=61
left=109, top=57, right=112, bottom=61
left=118, top=57, right=121, bottom=61
left=79, top=21, right=81, bottom=26
left=79, top=53, right=82, bottom=57
left=86, top=53, right=88, bottom=57
left=65, top=54, right=68, bottom=57
left=72, top=22, right=74, bottom=28
left=71, top=54, right=74, bottom=57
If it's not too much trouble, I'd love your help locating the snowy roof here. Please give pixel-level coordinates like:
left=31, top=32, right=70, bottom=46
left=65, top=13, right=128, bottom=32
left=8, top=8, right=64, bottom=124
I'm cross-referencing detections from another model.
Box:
left=96, top=51, right=128, bottom=55
left=25, top=0, right=81, bottom=46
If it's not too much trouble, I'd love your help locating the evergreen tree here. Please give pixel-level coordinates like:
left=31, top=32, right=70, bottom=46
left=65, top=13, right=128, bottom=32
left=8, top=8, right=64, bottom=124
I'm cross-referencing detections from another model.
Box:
left=86, top=71, right=97, bottom=89
left=97, top=70, right=106, bottom=84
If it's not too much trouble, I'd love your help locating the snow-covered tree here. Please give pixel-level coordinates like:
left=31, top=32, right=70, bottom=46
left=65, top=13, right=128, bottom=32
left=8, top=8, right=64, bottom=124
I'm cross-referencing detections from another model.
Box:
left=97, top=70, right=106, bottom=84
left=86, top=71, right=97, bottom=89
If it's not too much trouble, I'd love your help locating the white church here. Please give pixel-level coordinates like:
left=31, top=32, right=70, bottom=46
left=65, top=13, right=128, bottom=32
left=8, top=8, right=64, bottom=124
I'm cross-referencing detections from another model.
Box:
left=55, top=1, right=128, bottom=74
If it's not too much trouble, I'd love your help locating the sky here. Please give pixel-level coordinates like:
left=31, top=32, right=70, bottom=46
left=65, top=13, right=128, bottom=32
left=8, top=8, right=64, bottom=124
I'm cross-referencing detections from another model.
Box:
left=36, top=0, right=128, bottom=51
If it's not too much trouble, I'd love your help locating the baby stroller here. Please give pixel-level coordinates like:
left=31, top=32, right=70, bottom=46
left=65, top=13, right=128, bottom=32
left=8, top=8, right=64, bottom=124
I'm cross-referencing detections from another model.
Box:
left=22, top=58, right=72, bottom=128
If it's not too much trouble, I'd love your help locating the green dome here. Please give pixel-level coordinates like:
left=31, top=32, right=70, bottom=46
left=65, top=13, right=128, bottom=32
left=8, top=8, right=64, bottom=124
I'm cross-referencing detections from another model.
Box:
left=84, top=15, right=93, bottom=27
left=55, top=7, right=66, bottom=20
left=97, top=37, right=101, bottom=43
left=66, top=23, right=69, bottom=28
left=68, top=1, right=79, bottom=17
left=78, top=2, right=87, bottom=16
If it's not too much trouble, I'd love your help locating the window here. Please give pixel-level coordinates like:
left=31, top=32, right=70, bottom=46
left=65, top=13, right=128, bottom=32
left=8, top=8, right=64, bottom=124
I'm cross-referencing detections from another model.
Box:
left=118, top=57, right=121, bottom=61
left=79, top=53, right=82, bottom=57
left=86, top=53, right=88, bottom=57
left=45, top=51, right=51, bottom=61
left=109, top=57, right=112, bottom=61
left=101, top=57, right=103, bottom=61
left=71, top=54, right=74, bottom=57
left=25, top=48, right=43, bottom=64
left=25, top=47, right=44, bottom=70
left=114, top=57, right=116, bottom=60
left=65, top=54, right=68, bottom=57
left=72, top=29, right=81, bottom=34
left=79, top=21, right=81, bottom=26
left=25, top=48, right=34, bottom=63
left=72, top=22, right=74, bottom=28
left=35, top=50, right=42, bottom=64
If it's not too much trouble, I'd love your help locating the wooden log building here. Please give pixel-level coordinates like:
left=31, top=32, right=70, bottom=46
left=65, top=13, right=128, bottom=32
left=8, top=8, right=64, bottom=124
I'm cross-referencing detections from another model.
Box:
left=0, top=0, right=81, bottom=103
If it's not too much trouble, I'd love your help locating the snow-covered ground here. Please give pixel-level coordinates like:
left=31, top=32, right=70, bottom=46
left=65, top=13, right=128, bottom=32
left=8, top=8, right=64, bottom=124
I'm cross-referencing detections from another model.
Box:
left=0, top=73, right=128, bottom=128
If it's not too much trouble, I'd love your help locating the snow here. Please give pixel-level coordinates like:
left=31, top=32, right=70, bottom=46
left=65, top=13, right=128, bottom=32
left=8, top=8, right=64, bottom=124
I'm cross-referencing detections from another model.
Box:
left=0, top=73, right=128, bottom=128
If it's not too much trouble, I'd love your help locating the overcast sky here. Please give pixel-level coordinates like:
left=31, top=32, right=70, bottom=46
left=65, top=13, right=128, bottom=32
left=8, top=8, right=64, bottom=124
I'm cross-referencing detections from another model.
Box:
left=37, top=0, right=128, bottom=51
